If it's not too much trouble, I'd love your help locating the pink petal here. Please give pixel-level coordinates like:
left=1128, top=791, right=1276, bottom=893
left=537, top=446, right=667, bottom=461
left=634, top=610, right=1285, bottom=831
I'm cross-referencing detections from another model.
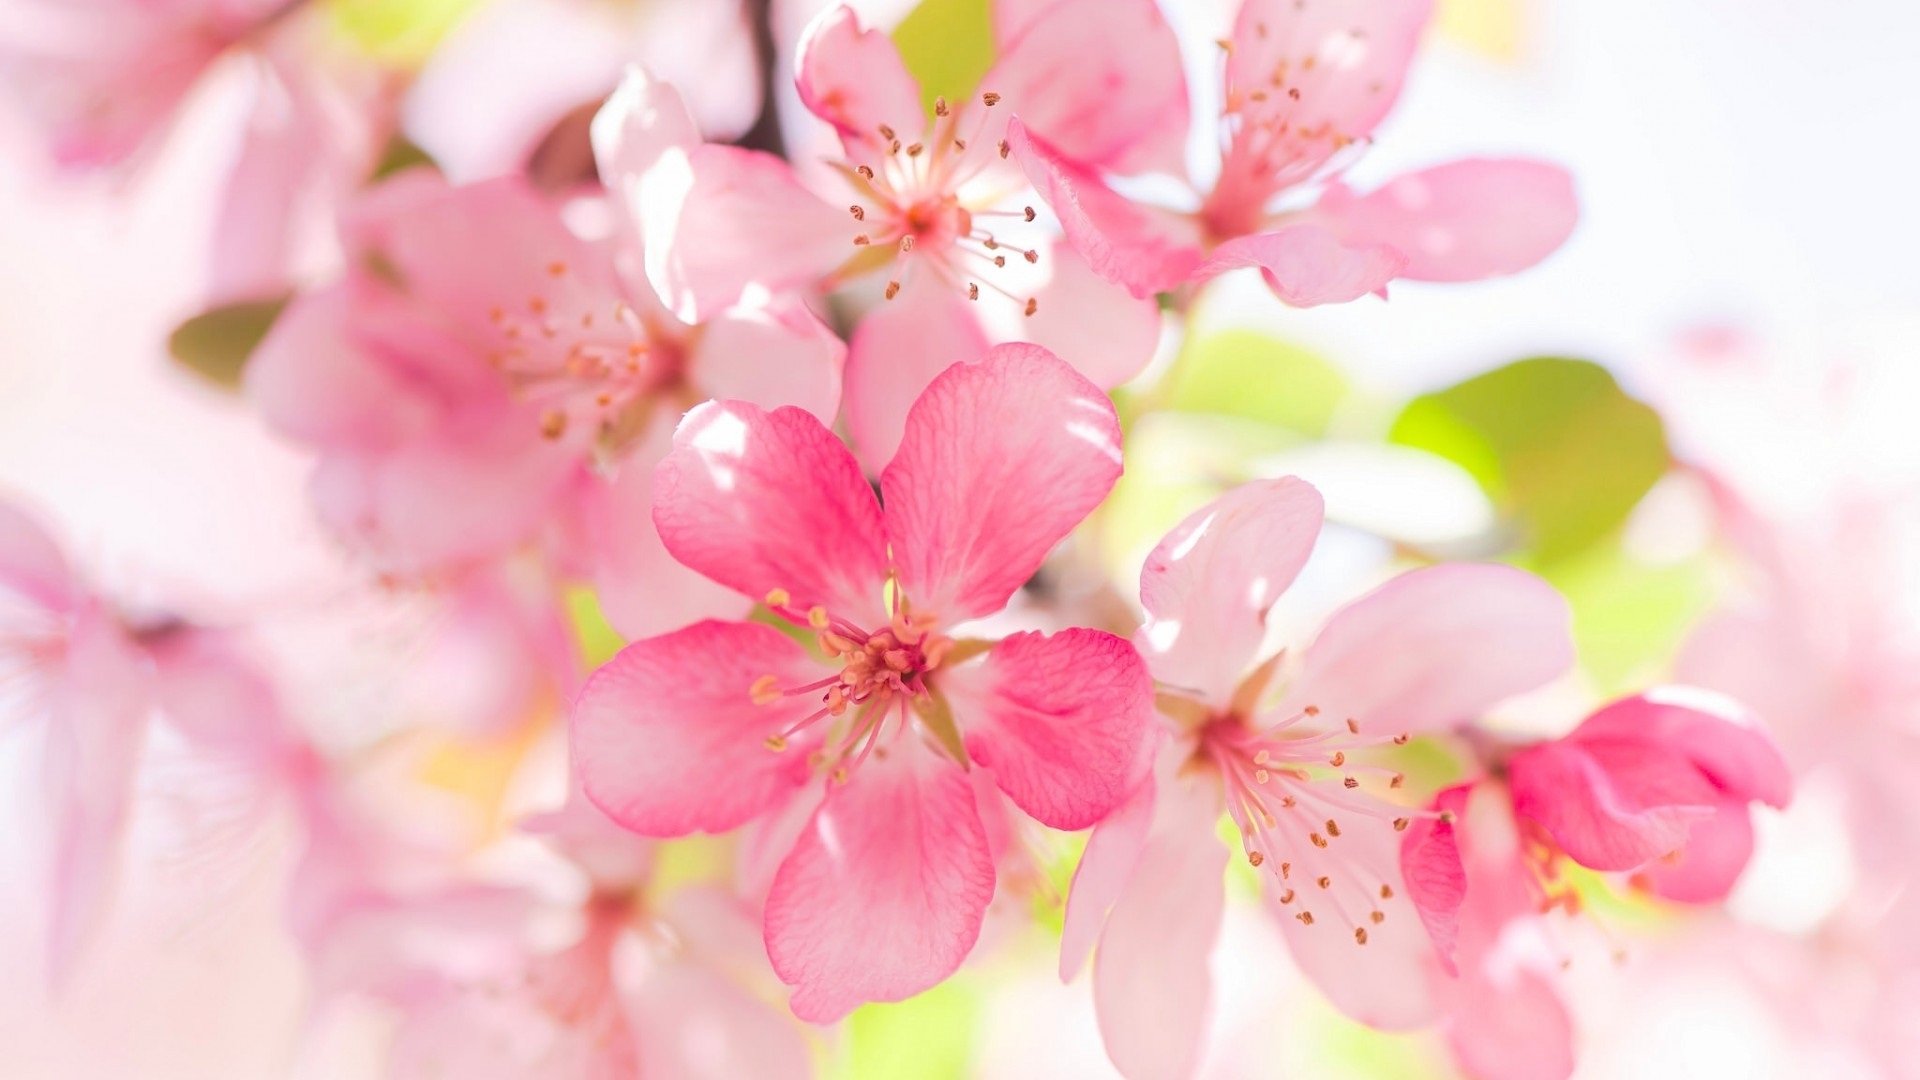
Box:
left=43, top=610, right=152, bottom=986
left=1570, top=688, right=1792, bottom=809
left=687, top=300, right=846, bottom=427
left=1444, top=967, right=1576, bottom=1080
left=947, top=628, right=1155, bottom=831
left=1283, top=563, right=1575, bottom=735
left=1400, top=784, right=1472, bottom=977
left=1091, top=774, right=1227, bottom=1080
left=591, top=64, right=702, bottom=253
left=1506, top=738, right=1718, bottom=872
left=572, top=620, right=827, bottom=836
left=1635, top=795, right=1756, bottom=904
left=1192, top=225, right=1408, bottom=307
left=581, top=430, right=747, bottom=639
left=1136, top=478, right=1324, bottom=708
left=1005, top=241, right=1162, bottom=392
left=208, top=60, right=323, bottom=302
left=1227, top=0, right=1434, bottom=150
left=1272, top=810, right=1439, bottom=1030
left=626, top=957, right=812, bottom=1080
left=1314, top=159, right=1578, bottom=282
left=641, top=141, right=850, bottom=322
left=882, top=343, right=1123, bottom=622
left=988, top=0, right=1190, bottom=176
left=764, top=737, right=995, bottom=1021
left=245, top=283, right=440, bottom=450
left=653, top=399, right=889, bottom=620
left=1060, top=778, right=1155, bottom=982
left=0, top=499, right=75, bottom=612
left=795, top=6, right=924, bottom=157
left=1009, top=118, right=1204, bottom=298
left=843, top=279, right=993, bottom=473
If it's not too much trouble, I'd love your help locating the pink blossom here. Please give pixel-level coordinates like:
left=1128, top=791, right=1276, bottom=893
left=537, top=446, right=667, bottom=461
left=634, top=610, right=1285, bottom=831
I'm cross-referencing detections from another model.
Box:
left=572, top=344, right=1154, bottom=1020
left=1059, top=479, right=1576, bottom=1080
left=247, top=165, right=842, bottom=637
left=1010, top=0, right=1578, bottom=305
left=0, top=498, right=308, bottom=987
left=1400, top=691, right=1792, bottom=1080
left=602, top=3, right=1178, bottom=468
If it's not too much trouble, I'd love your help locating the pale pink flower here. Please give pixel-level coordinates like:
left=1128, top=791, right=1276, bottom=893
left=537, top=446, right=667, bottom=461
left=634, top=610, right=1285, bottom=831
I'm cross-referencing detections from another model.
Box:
left=572, top=344, right=1154, bottom=1020
left=0, top=0, right=389, bottom=299
left=1058, top=478, right=1576, bottom=1080
left=603, top=2, right=1180, bottom=468
left=1400, top=690, right=1792, bottom=1080
left=0, top=498, right=307, bottom=986
left=247, top=166, right=842, bottom=638
left=1010, top=0, right=1578, bottom=306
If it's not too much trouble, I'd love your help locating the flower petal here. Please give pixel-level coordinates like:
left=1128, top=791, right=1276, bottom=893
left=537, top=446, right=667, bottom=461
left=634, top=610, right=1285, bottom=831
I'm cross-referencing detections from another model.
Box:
left=1506, top=737, right=1718, bottom=872
left=947, top=628, right=1154, bottom=831
left=1570, top=688, right=1792, bottom=809
left=1137, top=478, right=1324, bottom=708
left=1227, top=0, right=1434, bottom=149
left=1314, top=159, right=1578, bottom=282
left=0, top=500, right=75, bottom=612
left=980, top=240, right=1162, bottom=393
left=653, top=399, right=889, bottom=620
left=1091, top=774, right=1227, bottom=1080
left=843, top=280, right=992, bottom=473
left=1060, top=778, right=1155, bottom=982
left=592, top=64, right=702, bottom=253
left=987, top=0, right=1190, bottom=176
left=1009, top=118, right=1204, bottom=297
left=1400, top=784, right=1472, bottom=977
left=572, top=620, right=826, bottom=836
left=626, top=957, right=812, bottom=1080
left=764, top=738, right=994, bottom=1021
left=795, top=6, right=923, bottom=157
left=1445, top=967, right=1576, bottom=1080
left=688, top=301, right=846, bottom=427
left=1192, top=225, right=1408, bottom=308
left=1635, top=795, right=1756, bottom=904
left=883, top=343, right=1122, bottom=622
left=1283, top=563, right=1574, bottom=735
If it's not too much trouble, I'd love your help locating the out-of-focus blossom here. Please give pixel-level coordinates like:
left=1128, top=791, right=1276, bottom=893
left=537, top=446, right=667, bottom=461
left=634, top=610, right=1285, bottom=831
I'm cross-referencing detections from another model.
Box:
left=0, top=498, right=308, bottom=987
left=246, top=166, right=842, bottom=638
left=1060, top=478, right=1575, bottom=1080
left=607, top=3, right=1174, bottom=468
left=1011, top=0, right=1577, bottom=306
left=573, top=344, right=1154, bottom=1020
left=404, top=0, right=762, bottom=188
left=0, top=0, right=392, bottom=299
left=1402, top=690, right=1791, bottom=1080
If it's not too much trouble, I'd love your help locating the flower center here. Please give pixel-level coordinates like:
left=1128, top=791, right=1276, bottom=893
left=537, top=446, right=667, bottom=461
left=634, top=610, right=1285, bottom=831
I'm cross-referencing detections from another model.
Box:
left=482, top=261, right=689, bottom=452
left=1197, top=704, right=1420, bottom=946
left=749, top=589, right=957, bottom=784
left=835, top=91, right=1046, bottom=316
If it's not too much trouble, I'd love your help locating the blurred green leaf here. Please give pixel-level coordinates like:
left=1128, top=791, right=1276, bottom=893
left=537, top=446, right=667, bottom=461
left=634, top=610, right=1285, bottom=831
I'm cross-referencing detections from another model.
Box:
left=1547, top=542, right=1716, bottom=693
left=167, top=296, right=288, bottom=391
left=371, top=135, right=438, bottom=181
left=1164, top=329, right=1352, bottom=436
left=834, top=977, right=979, bottom=1080
left=893, top=0, right=996, bottom=115
left=1389, top=358, right=1670, bottom=563
left=326, top=0, right=481, bottom=66
left=564, top=586, right=625, bottom=668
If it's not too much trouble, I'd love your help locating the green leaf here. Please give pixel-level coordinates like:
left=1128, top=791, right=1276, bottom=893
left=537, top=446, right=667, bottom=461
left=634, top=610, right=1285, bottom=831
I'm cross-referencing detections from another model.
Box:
left=892, top=0, right=997, bottom=116
left=1546, top=540, right=1717, bottom=693
left=564, top=586, right=625, bottom=668
left=1165, top=329, right=1351, bottom=436
left=325, top=0, right=481, bottom=66
left=167, top=296, right=289, bottom=390
left=1388, top=358, right=1670, bottom=563
left=833, top=977, right=980, bottom=1080
left=371, top=134, right=438, bottom=181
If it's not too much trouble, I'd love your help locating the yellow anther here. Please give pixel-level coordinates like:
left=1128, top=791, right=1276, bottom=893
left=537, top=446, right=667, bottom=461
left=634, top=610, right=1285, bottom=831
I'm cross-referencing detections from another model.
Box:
left=750, top=675, right=782, bottom=705
left=1253, top=768, right=1270, bottom=784
left=763, top=734, right=789, bottom=751
left=765, top=588, right=791, bottom=608
left=807, top=606, right=830, bottom=630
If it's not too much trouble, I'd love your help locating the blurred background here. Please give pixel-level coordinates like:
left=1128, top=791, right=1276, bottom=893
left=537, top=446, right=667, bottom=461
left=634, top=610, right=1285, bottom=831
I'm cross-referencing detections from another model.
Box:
left=1, top=0, right=1916, bottom=1076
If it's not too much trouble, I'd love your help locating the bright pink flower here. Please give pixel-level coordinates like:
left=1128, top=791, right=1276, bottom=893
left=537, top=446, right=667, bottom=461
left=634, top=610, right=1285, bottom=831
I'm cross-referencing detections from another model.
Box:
left=1400, top=691, right=1792, bottom=1080
left=0, top=0, right=388, bottom=299
left=0, top=498, right=307, bottom=987
left=248, top=165, right=841, bottom=637
left=603, top=3, right=1177, bottom=468
left=1060, top=479, right=1575, bottom=1080
left=1010, top=0, right=1578, bottom=305
left=572, top=344, right=1154, bottom=1020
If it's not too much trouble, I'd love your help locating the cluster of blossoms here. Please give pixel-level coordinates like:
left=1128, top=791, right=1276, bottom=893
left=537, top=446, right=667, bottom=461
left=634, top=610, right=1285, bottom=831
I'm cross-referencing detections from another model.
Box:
left=9, top=1, right=1907, bottom=1078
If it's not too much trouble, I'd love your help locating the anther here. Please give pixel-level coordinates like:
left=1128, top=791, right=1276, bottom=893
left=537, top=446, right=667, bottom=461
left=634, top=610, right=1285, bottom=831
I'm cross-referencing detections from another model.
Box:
left=906, top=143, right=924, bottom=157
left=1370, top=910, right=1385, bottom=924
left=1329, top=751, right=1346, bottom=767
left=1024, top=298, right=1038, bottom=317
left=540, top=410, right=567, bottom=439
left=981, top=92, right=1001, bottom=106
left=1393, top=817, right=1410, bottom=831
left=1254, top=769, right=1271, bottom=784
left=1354, top=928, right=1368, bottom=945
left=1347, top=718, right=1361, bottom=733
left=993, top=255, right=1007, bottom=267
left=763, top=734, right=789, bottom=751
left=1248, top=851, right=1265, bottom=867
left=547, top=261, right=568, bottom=276
left=877, top=124, right=896, bottom=141
left=1023, top=250, right=1038, bottom=264
left=1023, top=206, right=1036, bottom=222
left=1343, top=777, right=1359, bottom=789
left=1392, top=733, right=1410, bottom=745
left=807, top=606, right=830, bottom=630
left=857, top=165, right=875, bottom=179
left=967, top=284, right=979, bottom=300
left=998, top=139, right=1010, bottom=158
left=1279, top=888, right=1294, bottom=904
left=900, top=236, right=915, bottom=252
left=854, top=234, right=871, bottom=246
left=1325, top=818, right=1341, bottom=837
left=934, top=96, right=948, bottom=116
left=1317, top=875, right=1331, bottom=889
left=1389, top=773, right=1404, bottom=789
left=750, top=676, right=782, bottom=706
left=1304, top=705, right=1320, bottom=716
left=849, top=205, right=865, bottom=220
left=765, top=589, right=791, bottom=607
left=1438, top=810, right=1457, bottom=824
left=1310, top=832, right=1328, bottom=848
left=1280, top=862, right=1291, bottom=878
left=885, top=281, right=901, bottom=300
left=889, top=139, right=902, bottom=155
left=1380, top=885, right=1395, bottom=899
left=1297, top=911, right=1315, bottom=925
